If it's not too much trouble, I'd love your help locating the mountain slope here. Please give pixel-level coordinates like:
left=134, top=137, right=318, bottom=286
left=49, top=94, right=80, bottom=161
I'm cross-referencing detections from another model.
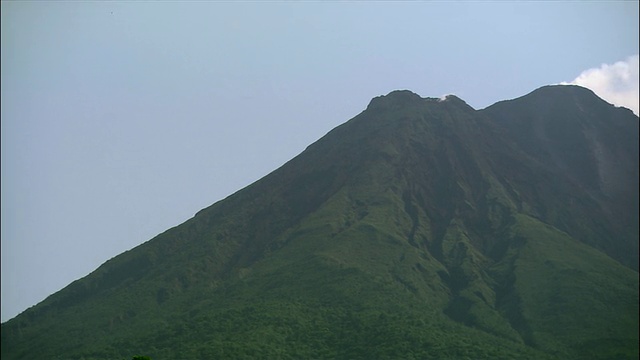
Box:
left=2, top=86, right=638, bottom=360
left=482, top=85, right=639, bottom=270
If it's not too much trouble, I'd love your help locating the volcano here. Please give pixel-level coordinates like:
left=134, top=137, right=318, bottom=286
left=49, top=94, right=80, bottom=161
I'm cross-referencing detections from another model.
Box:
left=2, top=85, right=638, bottom=360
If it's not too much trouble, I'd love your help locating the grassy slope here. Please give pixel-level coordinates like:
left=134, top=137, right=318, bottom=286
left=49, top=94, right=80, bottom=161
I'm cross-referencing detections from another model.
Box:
left=506, top=214, right=639, bottom=359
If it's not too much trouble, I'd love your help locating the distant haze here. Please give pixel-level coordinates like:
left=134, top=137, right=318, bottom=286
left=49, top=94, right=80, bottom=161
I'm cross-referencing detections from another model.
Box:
left=1, top=1, right=638, bottom=322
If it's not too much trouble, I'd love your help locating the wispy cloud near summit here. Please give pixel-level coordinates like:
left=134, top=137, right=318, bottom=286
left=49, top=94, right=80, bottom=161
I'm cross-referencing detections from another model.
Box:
left=562, top=55, right=639, bottom=115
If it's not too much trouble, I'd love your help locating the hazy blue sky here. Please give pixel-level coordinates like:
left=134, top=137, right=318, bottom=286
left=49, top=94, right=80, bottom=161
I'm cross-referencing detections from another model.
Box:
left=1, top=1, right=638, bottom=322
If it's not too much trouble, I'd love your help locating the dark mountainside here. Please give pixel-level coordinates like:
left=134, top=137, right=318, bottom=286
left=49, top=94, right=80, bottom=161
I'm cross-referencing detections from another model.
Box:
left=2, top=85, right=638, bottom=360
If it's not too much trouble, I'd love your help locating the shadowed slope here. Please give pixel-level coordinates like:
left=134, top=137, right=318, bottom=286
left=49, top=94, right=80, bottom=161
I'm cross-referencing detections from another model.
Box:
left=482, top=85, right=639, bottom=269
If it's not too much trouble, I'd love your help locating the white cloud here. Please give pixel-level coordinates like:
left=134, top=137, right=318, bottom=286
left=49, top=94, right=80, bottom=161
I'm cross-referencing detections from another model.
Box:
left=562, top=55, right=639, bottom=116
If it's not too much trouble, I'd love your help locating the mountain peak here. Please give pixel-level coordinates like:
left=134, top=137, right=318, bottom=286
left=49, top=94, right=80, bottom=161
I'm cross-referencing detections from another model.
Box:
left=386, top=89, right=422, bottom=98
left=366, top=89, right=422, bottom=110
left=535, top=84, right=597, bottom=96
left=487, top=84, right=616, bottom=113
left=533, top=84, right=637, bottom=115
left=366, top=89, right=474, bottom=112
left=2, top=84, right=638, bottom=360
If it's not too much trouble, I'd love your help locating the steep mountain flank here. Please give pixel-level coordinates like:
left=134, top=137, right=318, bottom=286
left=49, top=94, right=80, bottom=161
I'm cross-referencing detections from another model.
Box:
left=482, top=85, right=639, bottom=270
left=2, top=86, right=638, bottom=360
